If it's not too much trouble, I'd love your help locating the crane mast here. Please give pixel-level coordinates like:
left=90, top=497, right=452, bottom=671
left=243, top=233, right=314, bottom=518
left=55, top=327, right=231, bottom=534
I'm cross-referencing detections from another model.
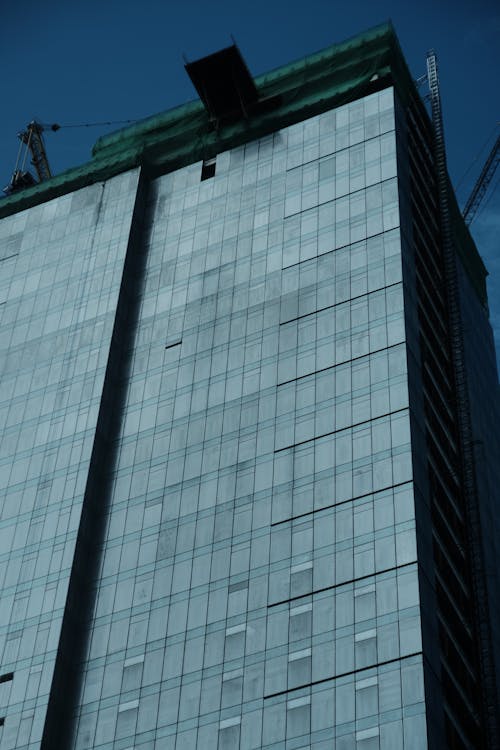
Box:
left=462, top=132, right=500, bottom=226
left=4, top=121, right=59, bottom=196
left=20, top=121, right=53, bottom=182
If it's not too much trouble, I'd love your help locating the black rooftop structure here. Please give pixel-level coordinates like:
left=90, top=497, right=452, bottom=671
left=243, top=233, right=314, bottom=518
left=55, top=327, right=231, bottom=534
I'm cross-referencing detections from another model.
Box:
left=185, top=44, right=260, bottom=125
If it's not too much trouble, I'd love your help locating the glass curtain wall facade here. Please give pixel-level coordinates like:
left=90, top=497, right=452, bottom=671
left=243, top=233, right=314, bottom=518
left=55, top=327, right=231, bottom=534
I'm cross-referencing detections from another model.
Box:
left=70, top=87, right=424, bottom=750
left=0, top=87, right=427, bottom=750
left=0, top=170, right=141, bottom=748
left=0, top=26, right=498, bottom=750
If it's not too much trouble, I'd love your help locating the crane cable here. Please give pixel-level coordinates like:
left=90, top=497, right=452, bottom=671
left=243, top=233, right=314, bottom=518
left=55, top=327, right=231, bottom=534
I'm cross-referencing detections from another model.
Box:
left=474, top=174, right=500, bottom=224
left=20, top=127, right=33, bottom=172
left=13, top=136, right=24, bottom=173
left=40, top=119, right=140, bottom=131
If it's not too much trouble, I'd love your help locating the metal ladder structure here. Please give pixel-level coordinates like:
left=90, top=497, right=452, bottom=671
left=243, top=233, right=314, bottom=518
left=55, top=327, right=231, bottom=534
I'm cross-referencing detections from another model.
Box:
left=426, top=50, right=499, bottom=747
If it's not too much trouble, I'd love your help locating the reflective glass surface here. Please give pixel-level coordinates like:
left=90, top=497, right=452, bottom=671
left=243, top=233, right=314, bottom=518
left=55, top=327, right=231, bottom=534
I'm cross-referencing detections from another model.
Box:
left=1, top=89, right=429, bottom=749
left=0, top=170, right=141, bottom=748
left=71, top=89, right=424, bottom=749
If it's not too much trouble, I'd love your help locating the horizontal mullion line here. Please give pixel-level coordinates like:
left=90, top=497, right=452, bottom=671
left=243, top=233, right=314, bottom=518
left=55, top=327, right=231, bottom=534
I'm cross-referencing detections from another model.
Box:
left=279, top=280, right=401, bottom=327
left=283, top=174, right=398, bottom=221
left=285, top=130, right=396, bottom=175
left=277, top=341, right=404, bottom=388
left=270, top=479, right=413, bottom=527
left=282, top=227, right=397, bottom=272
left=273, top=406, right=408, bottom=453
left=267, top=560, right=416, bottom=609
left=263, top=651, right=421, bottom=700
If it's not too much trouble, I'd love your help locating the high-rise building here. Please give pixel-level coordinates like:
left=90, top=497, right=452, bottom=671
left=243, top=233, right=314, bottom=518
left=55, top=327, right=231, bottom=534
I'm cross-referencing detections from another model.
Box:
left=0, top=22, right=498, bottom=750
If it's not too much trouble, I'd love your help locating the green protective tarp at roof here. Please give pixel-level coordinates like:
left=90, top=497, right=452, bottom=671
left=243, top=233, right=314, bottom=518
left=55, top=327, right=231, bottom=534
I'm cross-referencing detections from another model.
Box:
left=0, top=21, right=488, bottom=306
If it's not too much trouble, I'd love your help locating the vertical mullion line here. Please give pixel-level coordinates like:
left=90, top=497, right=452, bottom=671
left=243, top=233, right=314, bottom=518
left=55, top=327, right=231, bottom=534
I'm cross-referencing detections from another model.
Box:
left=41, top=169, right=153, bottom=750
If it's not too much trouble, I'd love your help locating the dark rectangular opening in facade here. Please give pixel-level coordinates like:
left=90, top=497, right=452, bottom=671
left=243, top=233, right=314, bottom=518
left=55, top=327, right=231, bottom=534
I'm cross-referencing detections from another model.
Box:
left=201, top=158, right=216, bottom=181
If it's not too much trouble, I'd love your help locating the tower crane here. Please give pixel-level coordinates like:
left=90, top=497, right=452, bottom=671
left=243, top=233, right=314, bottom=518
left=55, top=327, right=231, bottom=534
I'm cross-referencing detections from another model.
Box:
left=4, top=121, right=60, bottom=196
left=3, top=117, right=139, bottom=196
left=462, top=130, right=500, bottom=226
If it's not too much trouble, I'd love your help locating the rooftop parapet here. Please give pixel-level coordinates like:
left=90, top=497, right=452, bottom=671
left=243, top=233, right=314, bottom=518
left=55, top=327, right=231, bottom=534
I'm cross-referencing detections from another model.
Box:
left=0, top=21, right=487, bottom=305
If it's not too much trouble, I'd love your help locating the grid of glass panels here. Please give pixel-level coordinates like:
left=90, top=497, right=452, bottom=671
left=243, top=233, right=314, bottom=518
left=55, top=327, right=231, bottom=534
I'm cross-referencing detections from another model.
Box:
left=0, top=170, right=140, bottom=749
left=70, top=88, right=427, bottom=749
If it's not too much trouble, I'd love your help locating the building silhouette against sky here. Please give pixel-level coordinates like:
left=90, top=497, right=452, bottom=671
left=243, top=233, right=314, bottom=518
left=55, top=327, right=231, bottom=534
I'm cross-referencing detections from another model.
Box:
left=0, top=22, right=499, bottom=750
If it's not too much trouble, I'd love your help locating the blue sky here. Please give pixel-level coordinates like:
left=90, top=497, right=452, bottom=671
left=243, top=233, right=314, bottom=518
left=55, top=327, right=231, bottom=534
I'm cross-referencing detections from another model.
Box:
left=1, top=0, right=499, bottom=363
